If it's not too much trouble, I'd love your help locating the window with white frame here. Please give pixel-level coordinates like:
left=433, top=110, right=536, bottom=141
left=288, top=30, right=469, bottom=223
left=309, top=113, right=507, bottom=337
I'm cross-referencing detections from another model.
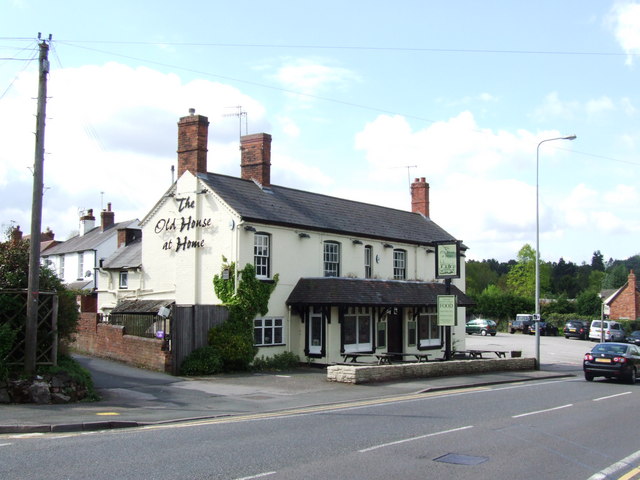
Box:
left=323, top=241, right=340, bottom=277
left=393, top=249, right=406, bottom=280
left=119, top=271, right=128, bottom=289
left=254, top=317, right=284, bottom=346
left=77, top=252, right=84, bottom=280
left=418, top=308, right=440, bottom=348
left=254, top=233, right=271, bottom=278
left=59, top=255, right=65, bottom=278
left=343, top=306, right=372, bottom=352
left=364, top=245, right=373, bottom=279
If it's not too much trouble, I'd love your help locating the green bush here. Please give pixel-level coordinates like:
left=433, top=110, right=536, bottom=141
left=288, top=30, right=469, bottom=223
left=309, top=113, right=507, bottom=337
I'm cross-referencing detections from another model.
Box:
left=179, top=346, right=223, bottom=376
left=38, top=355, right=99, bottom=401
left=208, top=325, right=256, bottom=372
left=0, top=323, right=17, bottom=380
left=252, top=351, right=300, bottom=372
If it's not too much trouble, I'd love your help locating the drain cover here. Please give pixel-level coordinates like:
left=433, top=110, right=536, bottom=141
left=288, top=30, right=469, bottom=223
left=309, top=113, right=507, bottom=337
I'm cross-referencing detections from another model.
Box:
left=433, top=453, right=488, bottom=465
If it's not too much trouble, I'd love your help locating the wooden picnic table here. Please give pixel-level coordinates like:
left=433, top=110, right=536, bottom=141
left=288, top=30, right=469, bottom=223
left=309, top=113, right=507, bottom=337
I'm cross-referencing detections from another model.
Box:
left=341, top=352, right=432, bottom=365
left=384, top=352, right=431, bottom=363
left=461, top=349, right=508, bottom=359
left=341, top=352, right=374, bottom=363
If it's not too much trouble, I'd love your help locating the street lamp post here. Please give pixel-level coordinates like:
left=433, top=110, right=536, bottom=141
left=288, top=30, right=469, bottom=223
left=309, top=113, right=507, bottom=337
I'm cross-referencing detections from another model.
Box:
left=535, top=134, right=576, bottom=370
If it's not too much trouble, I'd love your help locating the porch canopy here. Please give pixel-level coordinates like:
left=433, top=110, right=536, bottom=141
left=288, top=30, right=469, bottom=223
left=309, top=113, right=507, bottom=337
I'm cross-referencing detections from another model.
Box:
left=286, top=277, right=474, bottom=309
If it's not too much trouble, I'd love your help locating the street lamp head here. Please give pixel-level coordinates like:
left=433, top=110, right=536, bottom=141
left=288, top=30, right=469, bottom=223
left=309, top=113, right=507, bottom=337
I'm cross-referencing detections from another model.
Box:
left=564, top=134, right=577, bottom=141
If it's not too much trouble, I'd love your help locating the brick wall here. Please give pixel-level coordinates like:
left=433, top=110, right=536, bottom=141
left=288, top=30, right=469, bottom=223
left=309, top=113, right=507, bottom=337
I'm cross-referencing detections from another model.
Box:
left=72, top=313, right=171, bottom=372
left=610, top=272, right=640, bottom=320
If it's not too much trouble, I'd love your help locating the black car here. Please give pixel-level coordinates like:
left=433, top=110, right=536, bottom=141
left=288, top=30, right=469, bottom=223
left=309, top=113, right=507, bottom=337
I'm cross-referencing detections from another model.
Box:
left=564, top=320, right=589, bottom=340
left=626, top=331, right=640, bottom=346
left=584, top=342, right=640, bottom=383
left=509, top=319, right=532, bottom=334
left=527, top=321, right=559, bottom=336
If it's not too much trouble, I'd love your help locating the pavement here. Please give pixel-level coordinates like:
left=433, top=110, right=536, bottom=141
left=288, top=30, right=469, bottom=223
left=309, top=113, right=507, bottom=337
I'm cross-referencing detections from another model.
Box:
left=0, top=354, right=580, bottom=434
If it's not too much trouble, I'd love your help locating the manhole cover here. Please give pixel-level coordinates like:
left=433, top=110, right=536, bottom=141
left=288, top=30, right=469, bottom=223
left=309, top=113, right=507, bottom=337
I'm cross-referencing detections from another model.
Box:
left=433, top=453, right=488, bottom=465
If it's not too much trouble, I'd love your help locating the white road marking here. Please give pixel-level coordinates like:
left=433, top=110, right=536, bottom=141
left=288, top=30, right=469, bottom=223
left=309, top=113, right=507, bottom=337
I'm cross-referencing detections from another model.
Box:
left=0, top=443, right=12, bottom=447
left=512, top=403, right=573, bottom=418
left=234, top=472, right=276, bottom=480
left=587, top=448, right=640, bottom=480
left=593, top=391, right=632, bottom=402
left=358, top=425, right=474, bottom=453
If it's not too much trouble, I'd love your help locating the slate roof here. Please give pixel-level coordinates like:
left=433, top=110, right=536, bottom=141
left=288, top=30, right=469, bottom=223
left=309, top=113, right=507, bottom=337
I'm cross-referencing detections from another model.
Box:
left=101, top=239, right=142, bottom=269
left=42, top=220, right=140, bottom=256
left=111, top=299, right=173, bottom=314
left=286, top=277, right=474, bottom=307
left=198, top=173, right=458, bottom=246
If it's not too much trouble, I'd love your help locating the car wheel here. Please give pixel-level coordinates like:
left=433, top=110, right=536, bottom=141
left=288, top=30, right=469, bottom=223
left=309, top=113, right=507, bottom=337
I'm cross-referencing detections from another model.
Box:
left=565, top=335, right=570, bottom=339
left=510, top=329, right=515, bottom=334
left=481, top=329, right=487, bottom=336
left=628, top=367, right=637, bottom=385
left=490, top=333, right=496, bottom=336
left=585, top=372, right=594, bottom=381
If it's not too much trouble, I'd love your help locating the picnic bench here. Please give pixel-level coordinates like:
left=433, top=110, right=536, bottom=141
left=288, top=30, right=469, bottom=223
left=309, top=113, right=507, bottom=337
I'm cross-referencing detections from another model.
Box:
left=458, top=349, right=508, bottom=359
left=384, top=352, right=431, bottom=363
left=341, top=352, right=431, bottom=365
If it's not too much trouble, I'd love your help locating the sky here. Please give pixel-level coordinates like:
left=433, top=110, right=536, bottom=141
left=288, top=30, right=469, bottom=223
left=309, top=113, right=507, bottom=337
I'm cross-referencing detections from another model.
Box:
left=1, top=0, right=639, bottom=265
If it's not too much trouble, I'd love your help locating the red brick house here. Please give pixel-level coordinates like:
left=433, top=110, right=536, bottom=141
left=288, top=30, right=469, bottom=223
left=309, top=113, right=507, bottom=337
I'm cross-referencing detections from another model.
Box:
left=607, top=271, right=640, bottom=321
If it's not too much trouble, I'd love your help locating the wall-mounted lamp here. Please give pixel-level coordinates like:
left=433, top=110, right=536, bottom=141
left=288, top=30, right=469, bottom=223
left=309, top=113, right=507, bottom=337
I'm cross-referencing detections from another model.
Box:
left=244, top=225, right=256, bottom=232
left=383, top=243, right=394, bottom=249
left=197, top=189, right=208, bottom=195
left=164, top=193, right=175, bottom=198
left=298, top=232, right=310, bottom=239
left=352, top=239, right=363, bottom=245
left=425, top=248, right=435, bottom=253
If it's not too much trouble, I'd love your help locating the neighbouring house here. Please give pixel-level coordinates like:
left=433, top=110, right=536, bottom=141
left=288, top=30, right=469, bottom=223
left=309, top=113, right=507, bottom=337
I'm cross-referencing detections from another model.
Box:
left=606, top=271, right=640, bottom=321
left=121, top=110, right=472, bottom=367
left=10, top=225, right=61, bottom=253
left=41, top=204, right=140, bottom=294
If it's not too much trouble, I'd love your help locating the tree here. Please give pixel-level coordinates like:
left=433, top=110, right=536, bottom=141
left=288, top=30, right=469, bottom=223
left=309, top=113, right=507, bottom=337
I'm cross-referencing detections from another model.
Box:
left=576, top=290, right=602, bottom=317
left=602, top=264, right=628, bottom=290
left=466, top=260, right=499, bottom=296
left=506, top=244, right=550, bottom=298
left=591, top=251, right=605, bottom=272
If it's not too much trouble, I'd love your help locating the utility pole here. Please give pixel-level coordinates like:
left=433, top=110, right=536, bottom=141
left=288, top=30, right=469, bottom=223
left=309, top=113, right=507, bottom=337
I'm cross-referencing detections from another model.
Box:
left=25, top=33, right=51, bottom=374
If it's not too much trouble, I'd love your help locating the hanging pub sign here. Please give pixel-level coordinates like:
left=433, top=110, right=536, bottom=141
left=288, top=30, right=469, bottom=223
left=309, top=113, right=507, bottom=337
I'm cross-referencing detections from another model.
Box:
left=435, top=241, right=461, bottom=279
left=437, top=295, right=457, bottom=326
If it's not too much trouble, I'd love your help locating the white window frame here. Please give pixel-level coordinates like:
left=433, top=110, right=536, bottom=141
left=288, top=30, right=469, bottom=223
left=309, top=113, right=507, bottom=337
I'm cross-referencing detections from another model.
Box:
left=309, top=306, right=323, bottom=355
left=59, top=255, right=65, bottom=278
left=364, top=245, right=373, bottom=279
left=77, top=252, right=84, bottom=280
left=254, top=317, right=284, bottom=346
left=119, top=271, right=128, bottom=289
left=323, top=241, right=341, bottom=277
left=343, top=307, right=373, bottom=353
left=418, top=309, right=440, bottom=348
left=393, top=249, right=406, bottom=280
left=254, top=233, right=271, bottom=279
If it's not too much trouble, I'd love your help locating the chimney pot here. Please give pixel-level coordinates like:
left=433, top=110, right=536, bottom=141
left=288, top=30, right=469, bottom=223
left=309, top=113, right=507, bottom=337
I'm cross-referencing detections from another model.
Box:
left=411, top=177, right=430, bottom=217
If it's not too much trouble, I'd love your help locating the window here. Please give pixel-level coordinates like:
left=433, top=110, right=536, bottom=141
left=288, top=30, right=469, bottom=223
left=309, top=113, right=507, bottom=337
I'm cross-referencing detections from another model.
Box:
left=407, top=320, right=417, bottom=347
left=343, top=307, right=372, bottom=352
left=119, top=271, right=128, bottom=289
left=418, top=308, right=440, bottom=348
left=254, top=233, right=271, bottom=278
left=77, top=252, right=84, bottom=280
left=324, top=241, right=340, bottom=277
left=59, top=255, right=65, bottom=278
left=309, top=306, right=323, bottom=355
left=254, top=317, right=284, bottom=346
left=377, top=321, right=387, bottom=348
left=393, top=249, right=406, bottom=280
left=364, top=245, right=373, bottom=278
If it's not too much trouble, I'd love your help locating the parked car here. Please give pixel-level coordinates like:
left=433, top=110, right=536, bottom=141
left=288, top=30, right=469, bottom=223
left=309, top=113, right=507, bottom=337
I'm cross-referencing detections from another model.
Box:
left=625, top=331, right=640, bottom=346
left=589, top=320, right=625, bottom=342
left=527, top=321, right=559, bottom=336
left=583, top=342, right=640, bottom=383
left=509, top=318, right=532, bottom=334
left=564, top=320, right=589, bottom=340
left=465, top=318, right=497, bottom=336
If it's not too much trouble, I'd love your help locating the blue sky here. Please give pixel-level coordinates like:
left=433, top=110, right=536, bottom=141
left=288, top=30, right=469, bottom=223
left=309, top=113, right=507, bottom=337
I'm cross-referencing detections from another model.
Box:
left=1, top=0, right=639, bottom=264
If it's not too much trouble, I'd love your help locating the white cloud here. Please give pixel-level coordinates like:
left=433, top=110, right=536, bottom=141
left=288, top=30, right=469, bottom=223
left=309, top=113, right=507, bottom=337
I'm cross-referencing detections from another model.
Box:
left=585, top=96, right=615, bottom=116
left=271, top=58, right=360, bottom=98
left=608, top=1, right=640, bottom=65
left=532, top=92, right=580, bottom=121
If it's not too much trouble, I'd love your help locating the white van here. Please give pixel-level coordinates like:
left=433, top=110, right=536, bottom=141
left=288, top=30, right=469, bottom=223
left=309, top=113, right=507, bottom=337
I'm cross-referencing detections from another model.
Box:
left=589, top=320, right=625, bottom=342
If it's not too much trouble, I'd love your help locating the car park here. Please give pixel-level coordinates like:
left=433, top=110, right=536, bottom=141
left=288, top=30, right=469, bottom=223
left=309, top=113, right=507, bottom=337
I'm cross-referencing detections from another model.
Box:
left=465, top=318, right=497, bottom=336
left=527, top=321, right=559, bottom=336
left=564, top=320, right=589, bottom=340
left=589, top=320, right=625, bottom=342
left=625, top=331, right=640, bottom=346
left=583, top=342, right=640, bottom=383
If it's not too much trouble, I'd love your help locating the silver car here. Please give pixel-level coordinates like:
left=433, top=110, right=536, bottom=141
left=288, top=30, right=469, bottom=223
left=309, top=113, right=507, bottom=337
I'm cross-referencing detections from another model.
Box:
left=589, top=320, right=625, bottom=342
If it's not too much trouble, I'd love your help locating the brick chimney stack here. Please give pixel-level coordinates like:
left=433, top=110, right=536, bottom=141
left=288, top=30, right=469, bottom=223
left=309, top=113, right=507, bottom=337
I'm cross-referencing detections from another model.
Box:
left=411, top=177, right=430, bottom=217
left=240, top=133, right=272, bottom=186
left=41, top=227, right=54, bottom=242
left=10, top=225, right=23, bottom=243
left=177, top=108, right=209, bottom=177
left=79, top=209, right=96, bottom=236
left=101, top=202, right=115, bottom=231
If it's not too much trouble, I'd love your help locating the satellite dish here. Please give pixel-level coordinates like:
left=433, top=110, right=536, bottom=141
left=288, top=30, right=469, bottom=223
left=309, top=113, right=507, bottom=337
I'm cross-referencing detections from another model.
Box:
left=85, top=270, right=92, bottom=277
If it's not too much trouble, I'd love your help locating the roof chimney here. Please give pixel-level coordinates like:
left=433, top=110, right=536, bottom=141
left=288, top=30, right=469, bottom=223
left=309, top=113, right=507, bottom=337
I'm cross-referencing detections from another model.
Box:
left=79, top=209, right=96, bottom=236
left=10, top=225, right=23, bottom=243
left=101, top=202, right=115, bottom=231
left=41, top=227, right=54, bottom=241
left=177, top=109, right=209, bottom=177
left=411, top=177, right=430, bottom=217
left=240, top=133, right=272, bottom=186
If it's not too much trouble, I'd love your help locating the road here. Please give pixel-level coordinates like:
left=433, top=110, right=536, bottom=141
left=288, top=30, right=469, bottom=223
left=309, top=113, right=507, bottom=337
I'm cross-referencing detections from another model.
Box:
left=2, top=370, right=639, bottom=479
